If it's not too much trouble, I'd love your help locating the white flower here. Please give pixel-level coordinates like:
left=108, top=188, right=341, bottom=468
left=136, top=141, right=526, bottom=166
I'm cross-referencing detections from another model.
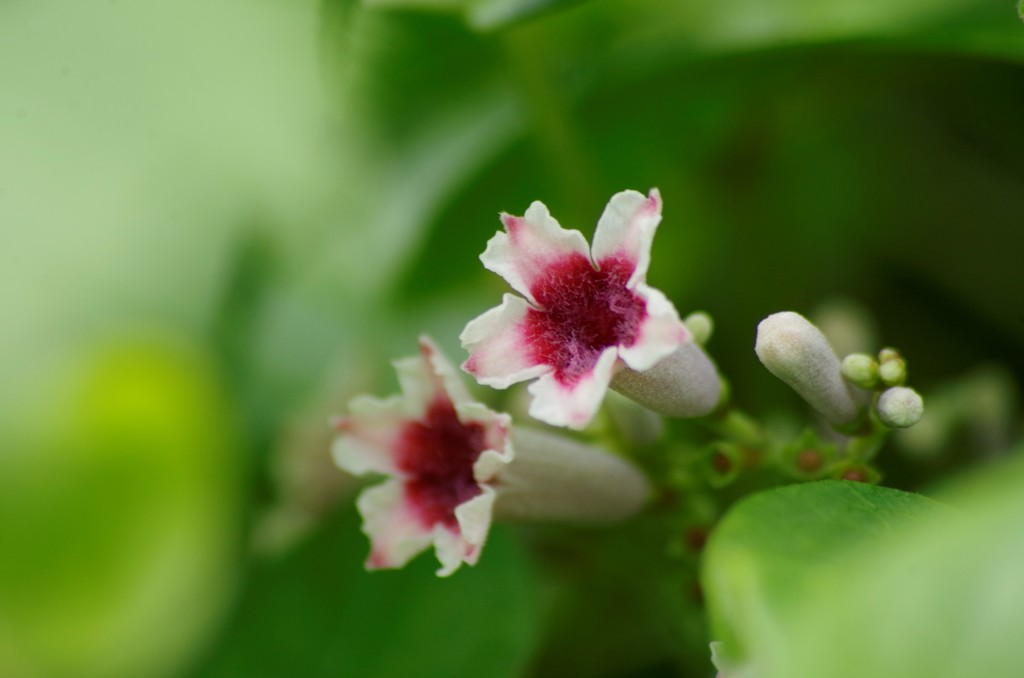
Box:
left=461, top=188, right=720, bottom=429
left=333, top=336, right=651, bottom=576
left=333, top=336, right=513, bottom=577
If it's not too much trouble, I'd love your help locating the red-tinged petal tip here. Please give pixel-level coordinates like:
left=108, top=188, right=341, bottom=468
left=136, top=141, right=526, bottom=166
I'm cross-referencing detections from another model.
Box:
left=646, top=188, right=661, bottom=212
left=499, top=212, right=522, bottom=234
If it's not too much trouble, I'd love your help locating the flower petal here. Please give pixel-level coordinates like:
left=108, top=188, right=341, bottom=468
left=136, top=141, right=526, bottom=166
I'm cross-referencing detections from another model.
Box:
left=332, top=394, right=404, bottom=476
left=357, top=480, right=433, bottom=571
left=393, top=336, right=471, bottom=417
left=617, top=283, right=689, bottom=371
left=591, top=188, right=662, bottom=287
left=457, top=402, right=514, bottom=471
left=417, top=335, right=473, bottom=406
left=472, top=444, right=515, bottom=483
left=526, top=347, right=618, bottom=429
left=461, top=293, right=549, bottom=389
left=481, top=201, right=590, bottom=305
left=432, top=487, right=497, bottom=576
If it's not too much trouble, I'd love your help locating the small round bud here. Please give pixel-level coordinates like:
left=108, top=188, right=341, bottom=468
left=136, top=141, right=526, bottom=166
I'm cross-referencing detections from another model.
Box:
left=704, top=442, right=742, bottom=488
left=841, top=467, right=869, bottom=483
left=878, top=347, right=902, bottom=363
left=834, top=464, right=880, bottom=483
left=683, top=311, right=714, bottom=345
left=877, top=387, right=924, bottom=428
left=796, top=449, right=824, bottom=473
left=755, top=311, right=861, bottom=427
left=878, top=357, right=907, bottom=386
left=841, top=353, right=880, bottom=389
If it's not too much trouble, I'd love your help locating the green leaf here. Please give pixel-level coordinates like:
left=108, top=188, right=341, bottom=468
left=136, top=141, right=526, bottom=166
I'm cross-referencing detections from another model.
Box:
left=775, top=457, right=1024, bottom=677
left=195, top=509, right=540, bottom=678
left=0, top=340, right=241, bottom=678
left=466, top=0, right=588, bottom=31
left=355, top=0, right=589, bottom=31
left=704, top=463, right=1024, bottom=677
left=317, top=2, right=524, bottom=303
left=701, top=481, right=946, bottom=673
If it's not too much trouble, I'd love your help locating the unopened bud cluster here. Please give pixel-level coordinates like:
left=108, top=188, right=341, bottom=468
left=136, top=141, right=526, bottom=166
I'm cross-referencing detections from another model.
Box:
left=840, top=347, right=923, bottom=429
left=757, top=312, right=925, bottom=432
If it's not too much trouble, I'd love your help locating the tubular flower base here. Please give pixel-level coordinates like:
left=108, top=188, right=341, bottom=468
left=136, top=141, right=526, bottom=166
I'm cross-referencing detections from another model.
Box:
left=333, top=337, right=651, bottom=576
left=461, top=188, right=720, bottom=429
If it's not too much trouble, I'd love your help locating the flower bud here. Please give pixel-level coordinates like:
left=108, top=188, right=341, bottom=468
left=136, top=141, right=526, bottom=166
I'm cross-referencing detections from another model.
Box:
left=683, top=311, right=714, bottom=346
left=878, top=348, right=907, bottom=387
left=755, top=312, right=861, bottom=427
left=841, top=353, right=880, bottom=389
left=877, top=386, right=924, bottom=428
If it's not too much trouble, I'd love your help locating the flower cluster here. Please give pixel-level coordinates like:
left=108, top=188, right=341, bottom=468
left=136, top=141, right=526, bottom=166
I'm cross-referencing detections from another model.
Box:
left=332, top=189, right=716, bottom=574
left=330, top=190, right=926, bottom=580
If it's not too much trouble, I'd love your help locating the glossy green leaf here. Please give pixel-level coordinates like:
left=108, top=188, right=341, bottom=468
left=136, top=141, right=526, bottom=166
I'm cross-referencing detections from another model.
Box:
left=775, top=457, right=1024, bottom=677
left=701, top=481, right=946, bottom=673
left=704, top=464, right=1024, bottom=677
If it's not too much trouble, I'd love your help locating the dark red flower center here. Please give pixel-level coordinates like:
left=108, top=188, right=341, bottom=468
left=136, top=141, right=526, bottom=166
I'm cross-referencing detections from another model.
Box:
left=397, top=397, right=488, bottom=530
left=524, top=253, right=646, bottom=385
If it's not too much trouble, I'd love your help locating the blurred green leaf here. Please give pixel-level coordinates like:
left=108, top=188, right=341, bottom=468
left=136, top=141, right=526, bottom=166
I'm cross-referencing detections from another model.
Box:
left=467, top=0, right=588, bottom=30
left=357, top=0, right=588, bottom=31
left=701, top=481, right=945, bottom=673
left=0, top=339, right=241, bottom=678
left=195, top=510, right=539, bottom=678
left=316, top=1, right=525, bottom=302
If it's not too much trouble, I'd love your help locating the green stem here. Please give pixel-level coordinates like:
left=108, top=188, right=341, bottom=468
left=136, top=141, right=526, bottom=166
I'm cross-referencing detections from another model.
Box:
left=702, top=406, right=766, bottom=449
left=844, top=413, right=892, bottom=463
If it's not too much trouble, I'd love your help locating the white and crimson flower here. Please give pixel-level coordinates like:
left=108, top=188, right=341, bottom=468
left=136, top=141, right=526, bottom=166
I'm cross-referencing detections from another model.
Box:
left=333, top=336, right=651, bottom=576
left=461, top=188, right=721, bottom=429
left=333, top=337, right=513, bottom=577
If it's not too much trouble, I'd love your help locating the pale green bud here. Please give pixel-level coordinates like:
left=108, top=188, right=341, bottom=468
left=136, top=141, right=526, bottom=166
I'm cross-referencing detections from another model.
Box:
left=878, top=355, right=907, bottom=386
left=878, top=347, right=901, bottom=363
left=683, top=311, right=714, bottom=346
left=877, top=386, right=924, bottom=428
left=841, top=353, right=880, bottom=389
left=755, top=311, right=861, bottom=427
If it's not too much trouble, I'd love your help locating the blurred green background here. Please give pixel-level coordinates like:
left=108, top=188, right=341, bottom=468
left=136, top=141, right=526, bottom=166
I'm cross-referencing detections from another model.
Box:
left=2, top=0, right=1022, bottom=676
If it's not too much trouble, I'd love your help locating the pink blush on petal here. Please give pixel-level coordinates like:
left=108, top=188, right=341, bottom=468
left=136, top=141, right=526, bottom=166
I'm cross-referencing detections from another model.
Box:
left=397, top=397, right=487, bottom=530
left=525, top=253, right=646, bottom=385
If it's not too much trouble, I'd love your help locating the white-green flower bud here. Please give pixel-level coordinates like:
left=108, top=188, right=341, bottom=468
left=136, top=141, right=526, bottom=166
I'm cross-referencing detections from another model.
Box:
left=878, top=356, right=907, bottom=386
left=683, top=311, right=714, bottom=346
left=755, top=311, right=861, bottom=427
left=877, top=386, right=924, bottom=428
left=878, top=347, right=901, bottom=363
left=841, top=353, right=880, bottom=389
